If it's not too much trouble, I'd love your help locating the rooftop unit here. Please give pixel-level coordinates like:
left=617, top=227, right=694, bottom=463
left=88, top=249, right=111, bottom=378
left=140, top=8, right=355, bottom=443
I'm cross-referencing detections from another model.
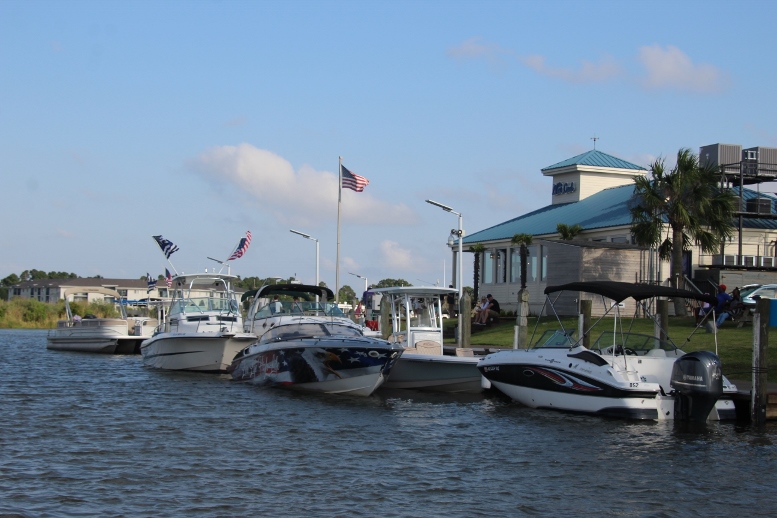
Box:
left=700, top=143, right=742, bottom=174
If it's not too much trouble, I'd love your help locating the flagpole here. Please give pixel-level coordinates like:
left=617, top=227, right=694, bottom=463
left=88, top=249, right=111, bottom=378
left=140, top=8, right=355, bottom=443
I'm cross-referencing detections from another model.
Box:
left=336, top=156, right=342, bottom=303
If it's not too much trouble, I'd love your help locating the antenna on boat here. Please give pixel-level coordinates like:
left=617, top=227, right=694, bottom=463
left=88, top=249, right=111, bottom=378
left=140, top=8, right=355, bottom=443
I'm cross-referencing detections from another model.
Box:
left=207, top=256, right=229, bottom=275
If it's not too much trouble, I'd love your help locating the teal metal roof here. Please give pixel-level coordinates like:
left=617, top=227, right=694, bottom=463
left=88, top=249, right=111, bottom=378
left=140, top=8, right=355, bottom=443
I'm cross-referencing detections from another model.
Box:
left=542, top=150, right=646, bottom=172
left=463, top=185, right=777, bottom=245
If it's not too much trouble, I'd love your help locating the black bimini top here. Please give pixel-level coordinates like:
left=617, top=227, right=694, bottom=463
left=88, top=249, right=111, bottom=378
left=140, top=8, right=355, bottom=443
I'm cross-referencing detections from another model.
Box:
left=544, top=281, right=717, bottom=305
left=241, top=284, right=335, bottom=303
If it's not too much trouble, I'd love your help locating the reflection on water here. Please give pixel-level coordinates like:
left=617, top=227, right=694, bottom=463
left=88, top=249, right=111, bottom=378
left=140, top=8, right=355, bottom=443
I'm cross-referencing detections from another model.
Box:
left=1, top=329, right=776, bottom=517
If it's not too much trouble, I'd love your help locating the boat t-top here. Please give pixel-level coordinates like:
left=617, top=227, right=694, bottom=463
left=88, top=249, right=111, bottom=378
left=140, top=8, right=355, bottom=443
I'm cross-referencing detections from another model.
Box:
left=369, top=286, right=488, bottom=393
left=140, top=272, right=254, bottom=372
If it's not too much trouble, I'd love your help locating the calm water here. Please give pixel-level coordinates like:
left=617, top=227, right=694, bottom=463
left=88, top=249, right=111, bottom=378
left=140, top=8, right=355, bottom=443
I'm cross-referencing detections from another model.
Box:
left=1, top=329, right=776, bottom=517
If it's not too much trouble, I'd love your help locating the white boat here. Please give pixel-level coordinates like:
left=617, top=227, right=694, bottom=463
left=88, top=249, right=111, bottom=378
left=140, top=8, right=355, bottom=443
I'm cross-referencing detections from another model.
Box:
left=140, top=273, right=254, bottom=372
left=47, top=287, right=158, bottom=354
left=479, top=281, right=738, bottom=421
left=369, top=286, right=487, bottom=393
left=229, top=284, right=403, bottom=396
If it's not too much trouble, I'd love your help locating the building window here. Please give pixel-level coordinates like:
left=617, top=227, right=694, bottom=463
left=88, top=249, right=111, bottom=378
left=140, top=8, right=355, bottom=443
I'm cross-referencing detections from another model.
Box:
left=611, top=236, right=628, bottom=244
left=118, top=289, right=128, bottom=297
left=483, top=252, right=494, bottom=284
left=540, top=246, right=548, bottom=281
left=510, top=248, right=521, bottom=283
left=495, top=249, right=506, bottom=284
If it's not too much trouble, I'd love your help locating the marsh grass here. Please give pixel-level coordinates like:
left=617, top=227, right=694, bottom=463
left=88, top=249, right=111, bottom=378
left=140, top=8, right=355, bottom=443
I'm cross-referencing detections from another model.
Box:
left=0, top=299, right=120, bottom=329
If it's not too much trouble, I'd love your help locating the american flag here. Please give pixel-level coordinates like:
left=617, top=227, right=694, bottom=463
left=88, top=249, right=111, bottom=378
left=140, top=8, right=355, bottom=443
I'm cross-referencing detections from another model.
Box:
left=165, top=268, right=173, bottom=287
left=341, top=166, right=369, bottom=192
left=153, top=235, right=179, bottom=259
left=228, top=231, right=252, bottom=261
left=146, top=273, right=157, bottom=293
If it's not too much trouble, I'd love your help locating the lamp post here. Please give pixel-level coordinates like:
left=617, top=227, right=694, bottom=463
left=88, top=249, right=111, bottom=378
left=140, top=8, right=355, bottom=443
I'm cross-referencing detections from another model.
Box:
left=426, top=199, right=464, bottom=347
left=289, top=229, right=319, bottom=287
left=348, top=272, right=368, bottom=295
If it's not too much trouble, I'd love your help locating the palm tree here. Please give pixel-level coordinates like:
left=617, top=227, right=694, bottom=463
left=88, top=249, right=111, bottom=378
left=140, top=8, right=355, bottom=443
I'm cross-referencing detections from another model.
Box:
left=511, top=233, right=533, bottom=289
left=631, top=148, right=737, bottom=316
left=556, top=223, right=583, bottom=240
left=468, top=243, right=486, bottom=302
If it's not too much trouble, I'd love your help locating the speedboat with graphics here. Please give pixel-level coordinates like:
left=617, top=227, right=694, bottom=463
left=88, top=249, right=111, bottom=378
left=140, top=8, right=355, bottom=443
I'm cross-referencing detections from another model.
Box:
left=369, top=286, right=487, bottom=393
left=478, top=281, right=738, bottom=421
left=140, top=272, right=255, bottom=372
left=47, top=287, right=158, bottom=354
left=229, top=284, right=403, bottom=396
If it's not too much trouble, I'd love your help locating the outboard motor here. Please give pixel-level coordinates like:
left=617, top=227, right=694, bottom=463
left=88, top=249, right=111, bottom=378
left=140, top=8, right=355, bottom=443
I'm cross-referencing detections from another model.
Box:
left=670, top=351, right=723, bottom=422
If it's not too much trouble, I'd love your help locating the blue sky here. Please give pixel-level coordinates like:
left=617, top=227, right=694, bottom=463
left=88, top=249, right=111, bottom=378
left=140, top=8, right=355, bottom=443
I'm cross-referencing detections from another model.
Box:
left=2, top=0, right=776, bottom=292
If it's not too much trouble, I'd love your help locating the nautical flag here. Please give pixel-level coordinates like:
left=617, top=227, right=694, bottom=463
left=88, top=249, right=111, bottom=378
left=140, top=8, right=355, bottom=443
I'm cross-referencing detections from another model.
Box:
left=341, top=166, right=369, bottom=192
left=165, top=268, right=172, bottom=287
left=153, top=235, right=179, bottom=259
left=227, top=231, right=252, bottom=261
left=146, top=273, right=157, bottom=293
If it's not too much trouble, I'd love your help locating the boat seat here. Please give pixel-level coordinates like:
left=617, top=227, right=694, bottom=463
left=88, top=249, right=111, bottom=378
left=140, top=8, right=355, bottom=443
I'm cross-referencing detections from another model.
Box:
left=455, top=348, right=475, bottom=357
left=402, top=347, right=419, bottom=355
left=646, top=349, right=666, bottom=357
left=414, top=340, right=442, bottom=355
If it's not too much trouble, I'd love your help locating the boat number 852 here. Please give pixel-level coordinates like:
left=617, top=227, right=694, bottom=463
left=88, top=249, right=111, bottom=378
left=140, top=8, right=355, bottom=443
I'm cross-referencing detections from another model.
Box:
left=629, top=382, right=639, bottom=388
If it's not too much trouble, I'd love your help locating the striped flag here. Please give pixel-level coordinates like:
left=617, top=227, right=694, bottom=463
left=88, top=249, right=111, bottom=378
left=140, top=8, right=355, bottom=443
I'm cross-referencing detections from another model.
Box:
left=146, top=273, right=157, bottom=293
left=341, top=166, right=369, bottom=192
left=153, top=235, right=179, bottom=259
left=165, top=268, right=173, bottom=287
left=227, top=231, right=252, bottom=261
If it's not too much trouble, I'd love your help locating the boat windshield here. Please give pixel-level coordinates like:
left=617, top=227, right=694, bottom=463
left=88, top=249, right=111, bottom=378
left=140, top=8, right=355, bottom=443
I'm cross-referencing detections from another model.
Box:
left=259, top=322, right=362, bottom=343
left=252, top=301, right=345, bottom=319
left=170, top=296, right=239, bottom=314
left=532, top=329, right=577, bottom=349
left=590, top=332, right=680, bottom=355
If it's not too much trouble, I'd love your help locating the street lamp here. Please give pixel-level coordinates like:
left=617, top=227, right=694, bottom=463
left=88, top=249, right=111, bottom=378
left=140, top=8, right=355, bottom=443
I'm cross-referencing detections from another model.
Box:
left=426, top=199, right=464, bottom=347
left=290, top=229, right=319, bottom=287
left=348, top=272, right=368, bottom=295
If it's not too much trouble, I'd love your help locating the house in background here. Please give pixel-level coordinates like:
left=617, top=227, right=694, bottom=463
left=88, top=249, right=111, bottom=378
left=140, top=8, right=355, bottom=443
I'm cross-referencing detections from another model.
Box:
left=458, top=145, right=777, bottom=316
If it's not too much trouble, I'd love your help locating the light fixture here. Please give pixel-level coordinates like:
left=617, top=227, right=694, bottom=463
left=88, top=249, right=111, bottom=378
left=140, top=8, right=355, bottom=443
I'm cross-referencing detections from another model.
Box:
left=290, top=229, right=319, bottom=288
left=426, top=199, right=464, bottom=347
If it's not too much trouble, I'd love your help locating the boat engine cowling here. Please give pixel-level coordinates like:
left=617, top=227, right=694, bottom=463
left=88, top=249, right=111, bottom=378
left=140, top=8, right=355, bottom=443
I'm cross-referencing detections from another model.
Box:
left=670, top=351, right=723, bottom=422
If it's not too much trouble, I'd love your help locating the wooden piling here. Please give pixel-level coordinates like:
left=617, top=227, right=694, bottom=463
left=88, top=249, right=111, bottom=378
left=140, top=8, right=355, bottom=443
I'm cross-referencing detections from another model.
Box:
left=752, top=298, right=769, bottom=426
left=460, top=292, right=472, bottom=348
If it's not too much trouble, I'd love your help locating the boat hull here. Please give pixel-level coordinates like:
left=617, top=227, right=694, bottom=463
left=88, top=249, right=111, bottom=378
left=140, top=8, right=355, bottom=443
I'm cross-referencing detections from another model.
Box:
left=480, top=354, right=737, bottom=420
left=381, top=355, right=485, bottom=393
left=140, top=333, right=256, bottom=372
left=229, top=339, right=403, bottom=396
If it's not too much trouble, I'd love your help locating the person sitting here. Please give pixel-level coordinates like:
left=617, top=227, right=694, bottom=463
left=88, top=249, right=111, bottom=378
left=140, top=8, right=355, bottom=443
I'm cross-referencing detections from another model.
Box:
left=476, top=294, right=500, bottom=325
left=472, top=297, right=488, bottom=321
left=695, top=295, right=712, bottom=325
left=291, top=297, right=304, bottom=314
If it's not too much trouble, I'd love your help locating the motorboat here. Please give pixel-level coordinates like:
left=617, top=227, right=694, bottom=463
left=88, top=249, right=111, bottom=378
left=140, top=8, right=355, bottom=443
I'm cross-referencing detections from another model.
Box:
left=478, top=281, right=739, bottom=421
left=369, top=286, right=487, bottom=393
left=229, top=284, right=403, bottom=396
left=140, top=272, right=254, bottom=372
left=47, top=287, right=158, bottom=354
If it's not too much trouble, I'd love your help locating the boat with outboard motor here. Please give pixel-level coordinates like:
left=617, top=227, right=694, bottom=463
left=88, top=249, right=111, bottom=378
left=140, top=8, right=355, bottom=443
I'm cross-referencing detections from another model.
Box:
left=140, top=272, right=254, bottom=372
left=369, top=286, right=487, bottom=393
left=229, top=284, right=403, bottom=396
left=47, top=287, right=158, bottom=354
left=478, top=281, right=738, bottom=421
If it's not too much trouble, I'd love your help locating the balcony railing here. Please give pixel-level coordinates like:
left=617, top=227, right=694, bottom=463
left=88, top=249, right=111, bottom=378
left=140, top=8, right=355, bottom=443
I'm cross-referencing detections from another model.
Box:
left=698, top=254, right=777, bottom=268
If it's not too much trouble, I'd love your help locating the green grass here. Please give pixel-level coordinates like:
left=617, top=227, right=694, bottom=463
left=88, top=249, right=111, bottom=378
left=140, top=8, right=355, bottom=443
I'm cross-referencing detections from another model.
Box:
left=444, top=316, right=776, bottom=380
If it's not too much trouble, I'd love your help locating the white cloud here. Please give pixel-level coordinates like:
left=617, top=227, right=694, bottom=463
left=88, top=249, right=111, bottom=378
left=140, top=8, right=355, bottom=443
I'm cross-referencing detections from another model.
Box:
left=638, top=44, right=728, bottom=93
left=519, top=54, right=621, bottom=83
left=189, top=143, right=417, bottom=228
left=379, top=239, right=423, bottom=272
left=446, top=37, right=512, bottom=69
